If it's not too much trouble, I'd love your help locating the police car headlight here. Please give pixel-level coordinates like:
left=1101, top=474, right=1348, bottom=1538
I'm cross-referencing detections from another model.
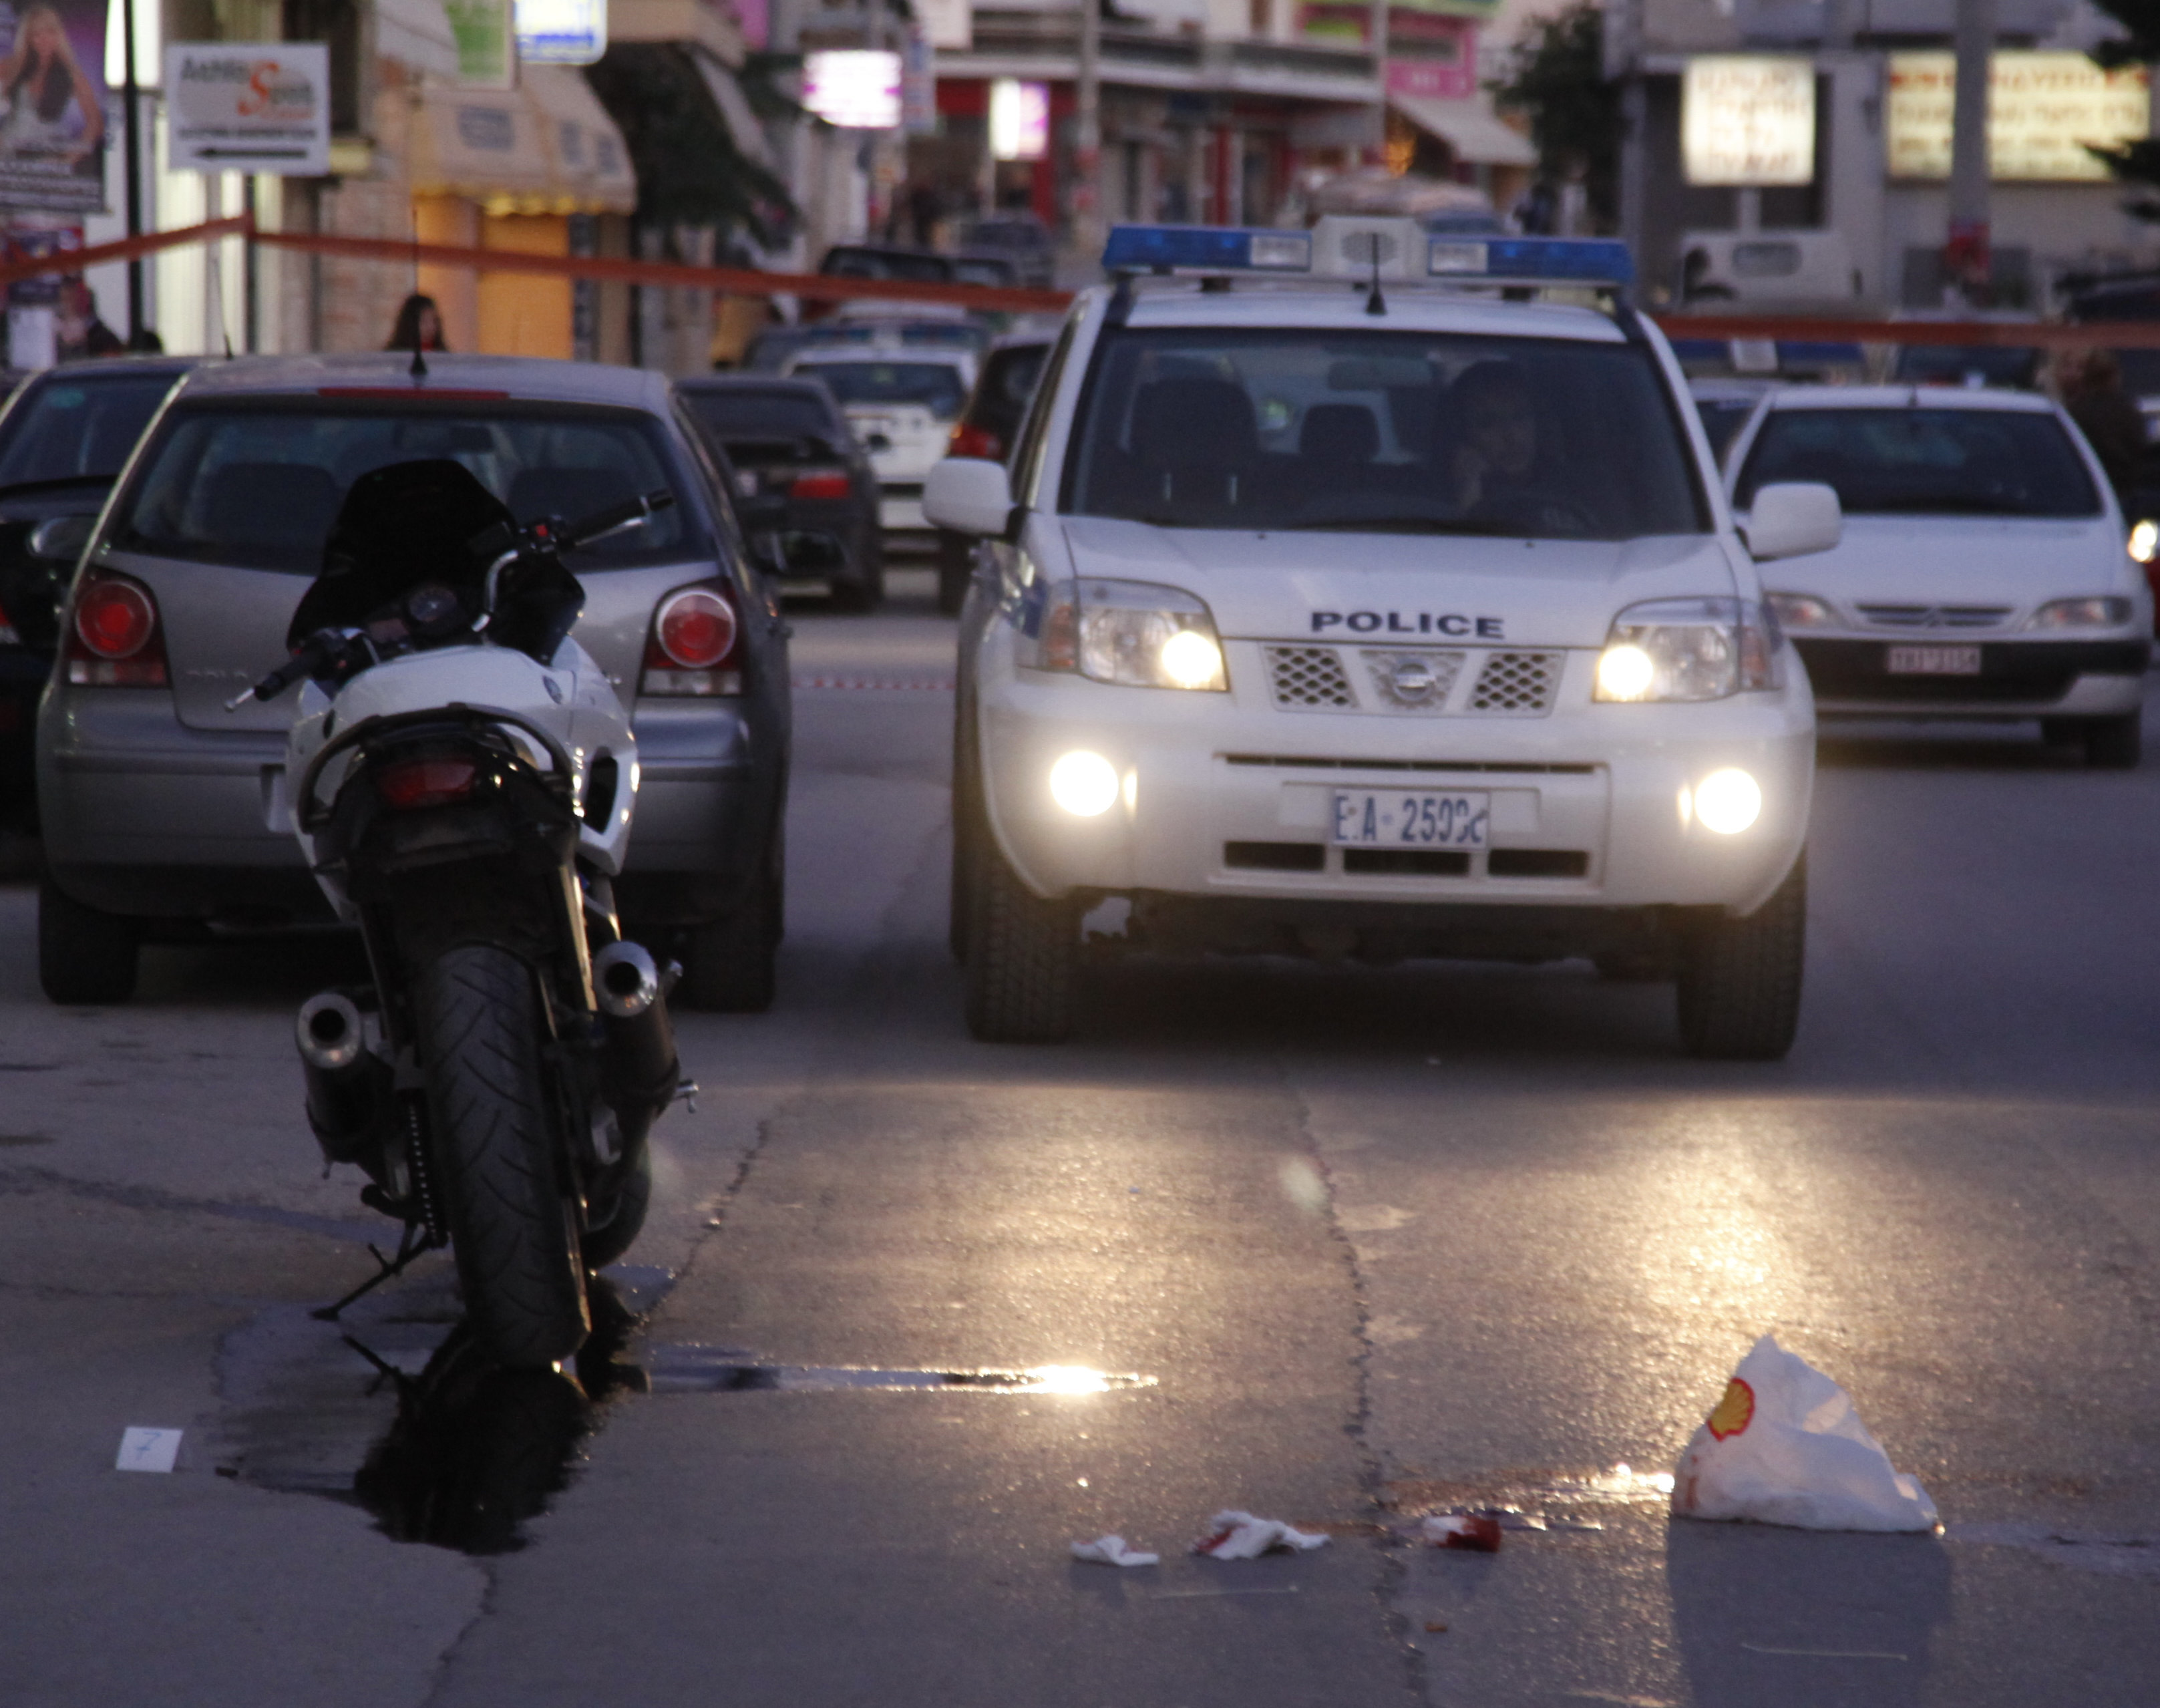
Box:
left=1594, top=597, right=1780, bottom=702
left=1025, top=578, right=1229, bottom=691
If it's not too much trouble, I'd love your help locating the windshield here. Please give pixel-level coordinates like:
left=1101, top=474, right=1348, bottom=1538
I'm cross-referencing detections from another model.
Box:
left=684, top=389, right=839, bottom=446
left=1063, top=329, right=1704, bottom=538
left=1736, top=407, right=2101, bottom=518
left=799, top=361, right=969, bottom=418
left=1889, top=345, right=2039, bottom=389
left=0, top=373, right=178, bottom=489
left=111, top=404, right=700, bottom=573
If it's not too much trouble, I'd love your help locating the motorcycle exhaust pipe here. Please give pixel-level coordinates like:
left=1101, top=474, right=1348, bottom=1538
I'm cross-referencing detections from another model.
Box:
left=296, top=991, right=381, bottom=1161
left=592, top=941, right=680, bottom=1113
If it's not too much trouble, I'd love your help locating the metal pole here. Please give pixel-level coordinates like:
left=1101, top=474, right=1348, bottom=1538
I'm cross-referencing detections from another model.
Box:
left=121, top=0, right=144, bottom=343
left=1075, top=0, right=1101, bottom=248
left=1947, top=0, right=1994, bottom=304
left=242, top=176, right=257, bottom=353
left=1369, top=0, right=1389, bottom=166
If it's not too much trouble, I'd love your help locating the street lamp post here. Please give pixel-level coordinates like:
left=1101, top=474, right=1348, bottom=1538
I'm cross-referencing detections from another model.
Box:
left=1946, top=0, right=1994, bottom=303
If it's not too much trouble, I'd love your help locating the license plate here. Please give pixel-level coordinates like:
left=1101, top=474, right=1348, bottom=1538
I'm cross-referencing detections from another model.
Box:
left=1886, top=645, right=1981, bottom=676
left=1330, top=790, right=1489, bottom=848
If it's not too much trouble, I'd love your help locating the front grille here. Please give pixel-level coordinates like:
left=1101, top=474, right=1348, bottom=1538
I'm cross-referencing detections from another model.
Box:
left=1359, top=649, right=1467, bottom=712
left=1264, top=646, right=1357, bottom=709
left=1855, top=603, right=2013, bottom=630
left=1488, top=848, right=1590, bottom=878
left=1223, top=754, right=1597, bottom=775
left=1224, top=840, right=1324, bottom=872
left=1343, top=848, right=1471, bottom=876
left=1467, top=651, right=1564, bottom=715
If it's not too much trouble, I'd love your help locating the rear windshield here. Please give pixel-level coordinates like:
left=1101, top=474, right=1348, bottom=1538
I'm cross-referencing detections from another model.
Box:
left=0, top=373, right=178, bottom=489
left=683, top=388, right=838, bottom=444
left=1736, top=407, right=2101, bottom=518
left=822, top=248, right=948, bottom=283
left=798, top=361, right=968, bottom=417
left=1064, top=328, right=1704, bottom=539
left=1889, top=345, right=2039, bottom=389
left=110, top=404, right=702, bottom=573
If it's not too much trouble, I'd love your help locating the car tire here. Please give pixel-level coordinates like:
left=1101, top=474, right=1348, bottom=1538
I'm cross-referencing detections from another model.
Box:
left=2079, top=711, right=2142, bottom=770
left=39, top=879, right=138, bottom=1005
left=963, top=839, right=1077, bottom=1043
left=1675, top=852, right=1805, bottom=1062
left=936, top=531, right=972, bottom=617
left=680, top=832, right=783, bottom=1013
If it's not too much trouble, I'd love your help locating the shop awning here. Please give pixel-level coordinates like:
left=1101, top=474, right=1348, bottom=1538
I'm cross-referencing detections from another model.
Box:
left=409, top=69, right=638, bottom=217
left=1390, top=94, right=1538, bottom=168
left=693, top=55, right=773, bottom=170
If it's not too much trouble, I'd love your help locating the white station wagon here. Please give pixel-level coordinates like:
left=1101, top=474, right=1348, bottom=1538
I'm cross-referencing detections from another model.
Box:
left=1725, top=386, right=2153, bottom=767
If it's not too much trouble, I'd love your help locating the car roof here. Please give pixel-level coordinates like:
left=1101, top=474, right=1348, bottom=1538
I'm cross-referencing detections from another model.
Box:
left=1106, top=283, right=1628, bottom=343
left=27, top=355, right=199, bottom=383
left=1761, top=384, right=2059, bottom=414
left=165, top=353, right=677, bottom=412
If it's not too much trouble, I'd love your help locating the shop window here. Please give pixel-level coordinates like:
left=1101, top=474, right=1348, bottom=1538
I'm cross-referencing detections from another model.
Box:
left=282, top=0, right=361, bottom=135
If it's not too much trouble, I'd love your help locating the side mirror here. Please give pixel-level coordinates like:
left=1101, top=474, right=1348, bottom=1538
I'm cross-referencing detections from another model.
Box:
left=29, top=513, right=95, bottom=564
left=1741, top=482, right=1841, bottom=561
left=924, top=458, right=1015, bottom=538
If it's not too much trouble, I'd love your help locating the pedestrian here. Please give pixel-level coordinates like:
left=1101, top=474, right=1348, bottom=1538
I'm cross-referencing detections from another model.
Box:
left=387, top=293, right=448, bottom=353
left=2057, top=347, right=2149, bottom=500
left=55, top=279, right=121, bottom=358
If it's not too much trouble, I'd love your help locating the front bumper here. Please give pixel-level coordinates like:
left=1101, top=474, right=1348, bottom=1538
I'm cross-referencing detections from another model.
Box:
left=39, top=688, right=775, bottom=924
left=977, top=645, right=1815, bottom=926
left=1796, top=635, right=2151, bottom=718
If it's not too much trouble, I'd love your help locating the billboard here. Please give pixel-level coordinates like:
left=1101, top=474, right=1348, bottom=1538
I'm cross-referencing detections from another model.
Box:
left=1887, top=51, right=2150, bottom=181
left=0, top=0, right=110, bottom=213
left=988, top=77, right=1047, bottom=161
left=1682, top=57, right=1816, bottom=187
left=516, top=0, right=606, bottom=67
left=803, top=50, right=900, bottom=130
left=165, top=42, right=329, bottom=174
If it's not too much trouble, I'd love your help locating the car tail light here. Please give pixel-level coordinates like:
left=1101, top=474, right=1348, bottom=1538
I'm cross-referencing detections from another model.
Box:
left=0, top=592, right=15, bottom=647
left=375, top=756, right=478, bottom=810
left=66, top=571, right=168, bottom=687
left=787, top=468, right=852, bottom=500
left=948, top=421, right=1003, bottom=461
left=641, top=581, right=743, bottom=697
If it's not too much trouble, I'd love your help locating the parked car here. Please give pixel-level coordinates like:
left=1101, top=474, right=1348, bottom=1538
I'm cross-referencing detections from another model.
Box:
left=743, top=311, right=990, bottom=375
left=1727, top=385, right=2151, bottom=766
left=0, top=356, right=196, bottom=830
left=780, top=344, right=976, bottom=554
left=813, top=244, right=1019, bottom=312
left=953, top=213, right=1055, bottom=289
left=1686, top=377, right=1774, bottom=466
left=934, top=333, right=1053, bottom=614
left=677, top=373, right=886, bottom=612
left=35, top=354, right=791, bottom=1008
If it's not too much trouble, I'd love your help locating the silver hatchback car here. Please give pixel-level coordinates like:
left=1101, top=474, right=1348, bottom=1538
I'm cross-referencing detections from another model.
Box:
left=35, top=353, right=791, bottom=1008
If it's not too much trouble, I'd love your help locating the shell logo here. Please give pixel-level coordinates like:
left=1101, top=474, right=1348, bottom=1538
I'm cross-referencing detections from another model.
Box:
left=1706, top=1377, right=1756, bottom=1441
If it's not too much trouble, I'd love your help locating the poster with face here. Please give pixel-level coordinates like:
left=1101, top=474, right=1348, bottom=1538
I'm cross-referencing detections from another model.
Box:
left=0, top=0, right=108, bottom=212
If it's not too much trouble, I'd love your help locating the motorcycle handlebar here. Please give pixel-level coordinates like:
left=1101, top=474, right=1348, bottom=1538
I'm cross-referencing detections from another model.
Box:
left=226, top=629, right=344, bottom=711
left=562, top=488, right=675, bottom=550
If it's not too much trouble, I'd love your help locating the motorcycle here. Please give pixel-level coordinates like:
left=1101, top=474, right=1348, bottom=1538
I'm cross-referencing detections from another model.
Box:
left=231, top=459, right=684, bottom=1368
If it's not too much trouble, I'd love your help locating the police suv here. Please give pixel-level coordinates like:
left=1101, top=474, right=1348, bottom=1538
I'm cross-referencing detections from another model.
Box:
left=926, top=221, right=1841, bottom=1058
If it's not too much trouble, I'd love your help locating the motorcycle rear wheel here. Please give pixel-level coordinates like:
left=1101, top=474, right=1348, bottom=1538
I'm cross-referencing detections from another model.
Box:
left=417, top=943, right=591, bottom=1368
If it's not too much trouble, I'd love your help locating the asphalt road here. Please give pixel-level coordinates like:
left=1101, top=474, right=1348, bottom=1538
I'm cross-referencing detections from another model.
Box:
left=3, top=566, right=2157, bottom=1707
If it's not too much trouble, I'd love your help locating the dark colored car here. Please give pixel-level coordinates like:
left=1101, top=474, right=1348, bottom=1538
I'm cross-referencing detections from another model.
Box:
left=934, top=335, right=1051, bottom=615
left=953, top=214, right=1055, bottom=289
left=813, top=245, right=1019, bottom=319
left=0, top=357, right=194, bottom=829
left=677, top=375, right=885, bottom=613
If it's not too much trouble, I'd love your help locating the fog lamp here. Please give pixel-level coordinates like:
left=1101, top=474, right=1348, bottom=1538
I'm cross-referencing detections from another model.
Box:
left=1049, top=750, right=1120, bottom=817
left=1694, top=767, right=1763, bottom=836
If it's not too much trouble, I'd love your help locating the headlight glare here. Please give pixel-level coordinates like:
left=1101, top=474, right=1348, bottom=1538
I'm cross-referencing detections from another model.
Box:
left=2030, top=596, right=2133, bottom=629
left=2129, top=519, right=2158, bottom=564
left=1157, top=629, right=1225, bottom=690
left=1049, top=750, right=1121, bottom=817
left=1019, top=578, right=1228, bottom=690
left=1593, top=597, right=1779, bottom=702
left=1694, top=767, right=1763, bottom=835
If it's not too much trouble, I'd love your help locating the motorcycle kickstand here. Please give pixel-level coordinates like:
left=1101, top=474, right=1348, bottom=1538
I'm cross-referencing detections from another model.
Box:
left=311, top=1221, right=443, bottom=1322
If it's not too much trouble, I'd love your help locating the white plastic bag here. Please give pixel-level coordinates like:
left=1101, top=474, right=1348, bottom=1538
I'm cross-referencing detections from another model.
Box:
left=1671, top=1335, right=1938, bottom=1533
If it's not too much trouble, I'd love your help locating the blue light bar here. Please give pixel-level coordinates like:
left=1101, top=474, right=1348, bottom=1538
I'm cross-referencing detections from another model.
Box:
left=1102, top=224, right=1314, bottom=274
left=1426, top=236, right=1634, bottom=287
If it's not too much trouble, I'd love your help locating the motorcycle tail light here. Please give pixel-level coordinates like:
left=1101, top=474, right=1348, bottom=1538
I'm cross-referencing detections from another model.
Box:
left=375, top=757, right=478, bottom=810
left=66, top=571, right=169, bottom=687
left=948, top=421, right=1003, bottom=461
left=787, top=468, right=852, bottom=500
left=642, top=582, right=742, bottom=697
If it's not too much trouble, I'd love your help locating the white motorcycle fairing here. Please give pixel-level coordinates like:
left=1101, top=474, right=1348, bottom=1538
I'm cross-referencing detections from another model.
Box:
left=286, top=635, right=639, bottom=922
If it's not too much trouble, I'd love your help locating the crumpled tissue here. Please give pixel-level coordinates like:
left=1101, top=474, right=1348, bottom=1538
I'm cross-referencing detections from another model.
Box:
left=1070, top=1534, right=1160, bottom=1567
left=1193, top=1510, right=1330, bottom=1560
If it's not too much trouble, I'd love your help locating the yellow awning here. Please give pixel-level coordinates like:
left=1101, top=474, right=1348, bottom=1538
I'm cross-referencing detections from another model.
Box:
left=409, top=68, right=638, bottom=217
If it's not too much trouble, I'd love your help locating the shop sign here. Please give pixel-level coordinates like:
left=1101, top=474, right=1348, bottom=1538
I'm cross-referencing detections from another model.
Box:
left=1387, top=57, right=1474, bottom=102
left=0, top=0, right=109, bottom=212
left=989, top=78, right=1048, bottom=161
left=804, top=50, right=901, bottom=130
left=902, top=27, right=936, bottom=134
left=1887, top=51, right=2149, bottom=181
left=918, top=0, right=971, bottom=51
left=1682, top=57, right=1815, bottom=186
left=444, top=0, right=515, bottom=87
left=516, top=0, right=607, bottom=65
left=165, top=41, right=331, bottom=175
